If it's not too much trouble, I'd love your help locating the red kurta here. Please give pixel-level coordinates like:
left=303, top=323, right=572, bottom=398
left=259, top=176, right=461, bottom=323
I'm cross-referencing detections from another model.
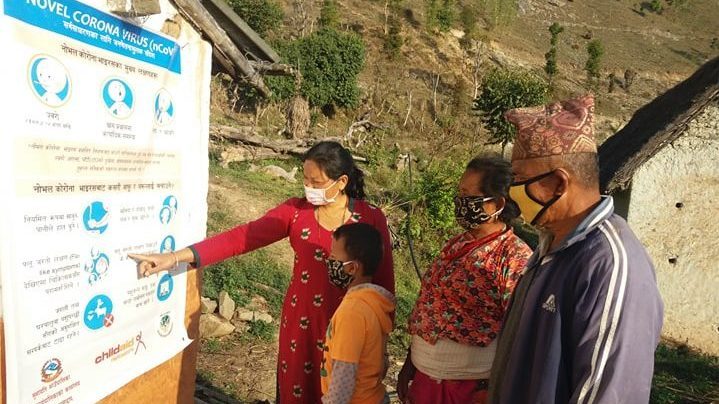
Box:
left=191, top=198, right=395, bottom=403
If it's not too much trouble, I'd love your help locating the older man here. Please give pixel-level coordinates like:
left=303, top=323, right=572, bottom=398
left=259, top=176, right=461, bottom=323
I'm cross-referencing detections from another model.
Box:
left=488, top=95, right=664, bottom=403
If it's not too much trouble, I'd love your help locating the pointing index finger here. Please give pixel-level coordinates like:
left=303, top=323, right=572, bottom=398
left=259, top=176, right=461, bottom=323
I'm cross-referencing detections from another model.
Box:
left=128, top=253, right=151, bottom=263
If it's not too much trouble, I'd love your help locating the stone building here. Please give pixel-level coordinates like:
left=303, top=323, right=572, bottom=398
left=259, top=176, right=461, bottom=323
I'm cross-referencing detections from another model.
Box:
left=599, top=56, right=719, bottom=355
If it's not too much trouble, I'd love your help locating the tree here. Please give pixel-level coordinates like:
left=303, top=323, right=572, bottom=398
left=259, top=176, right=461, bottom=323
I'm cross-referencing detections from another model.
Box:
left=544, top=23, right=563, bottom=83
left=227, top=0, right=284, bottom=36
left=473, top=68, right=549, bottom=152
left=319, top=0, right=339, bottom=29
left=548, top=22, right=564, bottom=46
left=585, top=39, right=604, bottom=82
left=267, top=29, right=366, bottom=109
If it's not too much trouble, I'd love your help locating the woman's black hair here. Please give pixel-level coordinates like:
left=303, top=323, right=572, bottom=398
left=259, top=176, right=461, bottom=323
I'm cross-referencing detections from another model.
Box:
left=465, top=155, right=520, bottom=224
left=304, top=141, right=366, bottom=199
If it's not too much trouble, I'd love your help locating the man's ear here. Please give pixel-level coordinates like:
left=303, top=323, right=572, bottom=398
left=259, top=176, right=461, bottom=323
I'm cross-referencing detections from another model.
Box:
left=554, top=169, right=570, bottom=195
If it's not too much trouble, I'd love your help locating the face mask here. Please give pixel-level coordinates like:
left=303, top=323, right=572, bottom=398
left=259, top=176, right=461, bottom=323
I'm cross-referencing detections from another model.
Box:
left=304, top=180, right=338, bottom=206
left=509, top=171, right=561, bottom=225
left=325, top=258, right=355, bottom=289
left=454, top=196, right=504, bottom=230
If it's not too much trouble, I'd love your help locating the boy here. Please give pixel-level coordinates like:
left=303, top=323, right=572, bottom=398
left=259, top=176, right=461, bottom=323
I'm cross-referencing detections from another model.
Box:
left=321, top=223, right=396, bottom=404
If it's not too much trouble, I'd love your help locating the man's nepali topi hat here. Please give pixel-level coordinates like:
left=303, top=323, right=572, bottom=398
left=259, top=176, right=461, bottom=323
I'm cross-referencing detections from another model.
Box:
left=505, top=94, right=597, bottom=161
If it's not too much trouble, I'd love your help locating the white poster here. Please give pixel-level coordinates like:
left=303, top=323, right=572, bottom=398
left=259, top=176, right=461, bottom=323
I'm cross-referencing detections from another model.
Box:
left=0, top=1, right=211, bottom=402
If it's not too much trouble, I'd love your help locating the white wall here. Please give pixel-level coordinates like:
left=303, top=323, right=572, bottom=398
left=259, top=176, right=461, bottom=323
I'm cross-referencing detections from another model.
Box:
left=627, top=102, right=719, bottom=355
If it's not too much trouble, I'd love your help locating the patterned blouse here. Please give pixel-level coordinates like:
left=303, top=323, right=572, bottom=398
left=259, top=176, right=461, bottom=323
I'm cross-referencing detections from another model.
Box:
left=408, top=228, right=532, bottom=347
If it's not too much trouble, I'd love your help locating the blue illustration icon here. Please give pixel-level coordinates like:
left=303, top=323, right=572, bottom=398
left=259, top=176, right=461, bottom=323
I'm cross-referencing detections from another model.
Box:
left=157, top=273, right=173, bottom=302
left=82, top=201, right=109, bottom=235
left=154, top=89, right=174, bottom=126
left=84, top=248, right=110, bottom=285
left=102, top=78, right=134, bottom=119
left=159, top=195, right=178, bottom=224
left=160, top=235, right=175, bottom=253
left=159, top=206, right=173, bottom=224
left=164, top=195, right=178, bottom=212
left=83, top=294, right=114, bottom=330
left=29, top=55, right=70, bottom=107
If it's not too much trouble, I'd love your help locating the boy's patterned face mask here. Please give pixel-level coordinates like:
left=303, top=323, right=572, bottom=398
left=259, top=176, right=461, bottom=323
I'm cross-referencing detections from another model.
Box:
left=454, top=196, right=503, bottom=230
left=325, top=259, right=355, bottom=289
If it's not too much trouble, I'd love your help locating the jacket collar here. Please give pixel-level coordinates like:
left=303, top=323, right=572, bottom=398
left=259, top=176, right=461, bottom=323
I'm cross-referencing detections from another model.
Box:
left=533, top=196, right=614, bottom=264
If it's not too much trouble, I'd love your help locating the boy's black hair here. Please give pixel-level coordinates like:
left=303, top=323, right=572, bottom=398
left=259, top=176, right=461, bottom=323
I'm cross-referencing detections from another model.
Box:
left=333, top=223, right=383, bottom=276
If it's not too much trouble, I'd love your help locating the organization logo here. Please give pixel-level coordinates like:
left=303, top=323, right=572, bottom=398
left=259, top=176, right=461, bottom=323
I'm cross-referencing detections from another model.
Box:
left=40, top=358, right=63, bottom=383
left=158, top=312, right=173, bottom=337
left=95, top=331, right=146, bottom=364
left=542, top=294, right=557, bottom=313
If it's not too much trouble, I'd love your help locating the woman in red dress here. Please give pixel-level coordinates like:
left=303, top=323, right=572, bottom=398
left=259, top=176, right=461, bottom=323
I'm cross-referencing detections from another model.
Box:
left=130, top=141, right=395, bottom=403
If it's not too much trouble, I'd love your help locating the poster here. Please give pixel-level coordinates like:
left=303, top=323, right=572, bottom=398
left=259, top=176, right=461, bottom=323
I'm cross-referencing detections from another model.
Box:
left=0, top=0, right=212, bottom=402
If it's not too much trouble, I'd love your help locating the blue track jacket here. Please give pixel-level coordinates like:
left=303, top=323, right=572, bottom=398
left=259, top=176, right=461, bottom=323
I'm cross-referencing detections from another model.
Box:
left=489, top=196, right=664, bottom=404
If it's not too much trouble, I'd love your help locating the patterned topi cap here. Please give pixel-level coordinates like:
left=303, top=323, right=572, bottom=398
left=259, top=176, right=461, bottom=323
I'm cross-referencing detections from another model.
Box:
left=505, top=94, right=597, bottom=161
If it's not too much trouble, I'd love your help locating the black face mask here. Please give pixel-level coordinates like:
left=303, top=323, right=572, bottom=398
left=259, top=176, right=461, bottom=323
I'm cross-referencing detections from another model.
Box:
left=325, top=259, right=354, bottom=289
left=454, top=196, right=502, bottom=230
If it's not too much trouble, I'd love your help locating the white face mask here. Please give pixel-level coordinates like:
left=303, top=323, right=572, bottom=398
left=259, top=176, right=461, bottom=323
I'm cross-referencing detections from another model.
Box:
left=304, top=180, right=338, bottom=206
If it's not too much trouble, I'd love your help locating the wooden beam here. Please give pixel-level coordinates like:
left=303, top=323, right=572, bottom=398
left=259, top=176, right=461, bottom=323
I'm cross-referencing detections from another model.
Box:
left=200, top=0, right=281, bottom=63
left=172, top=0, right=271, bottom=97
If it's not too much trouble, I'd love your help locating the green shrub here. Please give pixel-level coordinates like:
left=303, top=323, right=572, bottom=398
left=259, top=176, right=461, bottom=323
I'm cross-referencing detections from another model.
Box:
left=436, top=0, right=455, bottom=31
left=544, top=23, right=564, bottom=83
left=425, top=0, right=440, bottom=29
left=267, top=29, right=366, bottom=108
left=426, top=0, right=455, bottom=32
left=649, top=0, right=663, bottom=13
left=319, top=0, right=339, bottom=29
left=585, top=39, right=604, bottom=81
left=477, top=0, right=517, bottom=29
left=384, top=0, right=404, bottom=58
left=226, top=0, right=284, bottom=36
left=460, top=3, right=479, bottom=36
left=473, top=68, right=549, bottom=150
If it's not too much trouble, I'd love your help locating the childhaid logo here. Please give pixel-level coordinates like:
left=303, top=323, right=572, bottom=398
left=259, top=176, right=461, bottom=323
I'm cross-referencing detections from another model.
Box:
left=94, top=332, right=145, bottom=364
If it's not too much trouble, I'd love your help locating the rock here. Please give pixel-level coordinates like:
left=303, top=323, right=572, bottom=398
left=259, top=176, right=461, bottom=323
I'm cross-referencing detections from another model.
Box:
left=247, top=295, right=269, bottom=312
left=394, top=154, right=409, bottom=172
left=218, top=291, right=236, bottom=320
left=548, top=0, right=566, bottom=7
left=201, top=297, right=218, bottom=314
left=199, top=314, right=235, bottom=338
left=230, top=317, right=251, bottom=333
left=235, top=307, right=273, bottom=324
left=449, top=29, right=466, bottom=39
left=262, top=165, right=298, bottom=183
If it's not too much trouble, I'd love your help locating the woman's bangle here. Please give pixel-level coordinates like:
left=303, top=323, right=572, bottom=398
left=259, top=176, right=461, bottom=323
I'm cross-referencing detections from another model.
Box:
left=172, top=252, right=179, bottom=269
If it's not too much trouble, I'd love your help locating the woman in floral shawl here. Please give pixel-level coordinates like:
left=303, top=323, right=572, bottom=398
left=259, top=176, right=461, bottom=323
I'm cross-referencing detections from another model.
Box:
left=396, top=156, right=532, bottom=404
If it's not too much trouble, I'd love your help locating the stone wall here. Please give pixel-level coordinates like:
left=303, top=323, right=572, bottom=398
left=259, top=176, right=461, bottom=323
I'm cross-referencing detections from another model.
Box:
left=626, top=102, right=719, bottom=355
